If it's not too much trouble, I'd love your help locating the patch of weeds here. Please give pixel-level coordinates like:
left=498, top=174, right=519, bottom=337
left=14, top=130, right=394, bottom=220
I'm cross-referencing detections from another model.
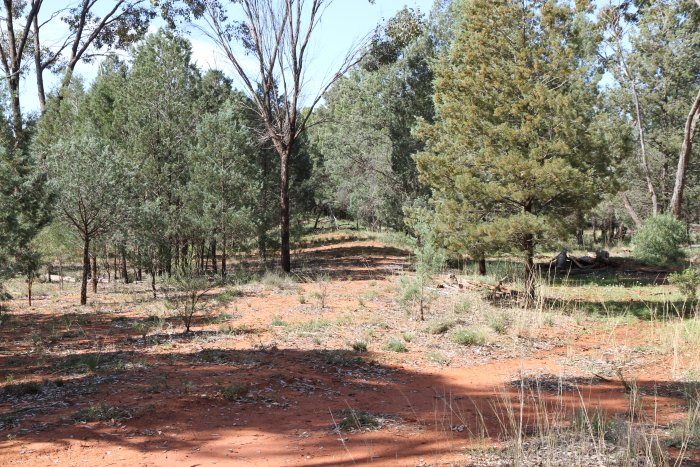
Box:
left=270, top=317, right=288, bottom=327
left=222, top=383, right=249, bottom=401
left=312, top=337, right=322, bottom=345
left=260, top=271, right=296, bottom=290
left=219, top=324, right=258, bottom=335
left=216, top=288, right=242, bottom=305
left=352, top=341, right=368, bottom=352
left=197, top=349, right=234, bottom=363
left=132, top=321, right=154, bottom=340
left=180, top=380, right=194, bottom=394
left=335, top=314, right=354, bottom=326
left=334, top=409, right=380, bottom=432
left=401, top=331, right=415, bottom=342
left=3, top=381, right=42, bottom=397
left=427, top=319, right=455, bottom=335
left=487, top=313, right=511, bottom=335
left=73, top=403, right=130, bottom=422
left=59, top=353, right=106, bottom=374
left=297, top=294, right=306, bottom=304
left=295, top=318, right=332, bottom=333
left=384, top=338, right=408, bottom=353
left=319, top=349, right=362, bottom=366
left=312, top=274, right=330, bottom=308
left=451, top=328, right=487, bottom=346
left=453, top=300, right=472, bottom=314
left=425, top=351, right=450, bottom=366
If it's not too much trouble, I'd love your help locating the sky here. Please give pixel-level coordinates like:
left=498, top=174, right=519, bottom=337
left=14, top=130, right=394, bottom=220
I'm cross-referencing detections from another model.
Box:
left=21, top=0, right=436, bottom=115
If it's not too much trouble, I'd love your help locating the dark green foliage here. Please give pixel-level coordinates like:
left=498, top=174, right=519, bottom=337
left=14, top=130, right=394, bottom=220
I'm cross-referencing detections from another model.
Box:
left=416, top=0, right=612, bottom=301
left=73, top=404, right=131, bottom=422
left=633, top=214, right=687, bottom=265
left=668, top=268, right=700, bottom=299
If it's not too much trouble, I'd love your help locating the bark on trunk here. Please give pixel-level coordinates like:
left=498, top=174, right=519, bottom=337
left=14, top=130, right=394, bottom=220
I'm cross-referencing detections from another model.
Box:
left=670, top=88, right=700, bottom=218
left=630, top=79, right=659, bottom=216
left=121, top=249, right=130, bottom=284
left=81, top=238, right=90, bottom=305
left=280, top=150, right=291, bottom=273
left=32, top=14, right=46, bottom=113
left=27, top=279, right=32, bottom=307
left=621, top=192, right=643, bottom=228
left=91, top=254, right=98, bottom=294
left=524, top=234, right=536, bottom=308
left=221, top=234, right=227, bottom=279
left=478, top=258, right=487, bottom=276
left=59, top=259, right=64, bottom=291
left=211, top=238, right=217, bottom=275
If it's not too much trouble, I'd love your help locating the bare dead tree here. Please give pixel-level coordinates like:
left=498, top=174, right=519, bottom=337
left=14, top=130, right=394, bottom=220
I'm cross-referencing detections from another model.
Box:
left=33, top=0, right=153, bottom=113
left=179, top=0, right=367, bottom=272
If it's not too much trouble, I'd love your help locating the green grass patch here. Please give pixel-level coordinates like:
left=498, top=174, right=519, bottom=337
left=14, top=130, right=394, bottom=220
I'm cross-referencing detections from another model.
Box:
left=384, top=338, right=408, bottom=353
left=451, top=328, right=487, bottom=346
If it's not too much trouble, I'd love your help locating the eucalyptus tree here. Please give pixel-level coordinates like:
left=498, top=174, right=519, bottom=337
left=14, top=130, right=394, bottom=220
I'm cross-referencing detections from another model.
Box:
left=157, top=0, right=374, bottom=272
left=601, top=0, right=700, bottom=221
left=312, top=7, right=435, bottom=230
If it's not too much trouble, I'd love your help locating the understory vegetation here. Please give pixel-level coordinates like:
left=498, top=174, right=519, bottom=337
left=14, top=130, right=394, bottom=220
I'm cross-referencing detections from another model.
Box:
left=0, top=0, right=699, bottom=465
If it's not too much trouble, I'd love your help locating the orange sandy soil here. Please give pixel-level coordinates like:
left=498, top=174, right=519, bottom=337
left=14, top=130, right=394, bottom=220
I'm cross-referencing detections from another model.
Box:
left=0, top=238, right=696, bottom=466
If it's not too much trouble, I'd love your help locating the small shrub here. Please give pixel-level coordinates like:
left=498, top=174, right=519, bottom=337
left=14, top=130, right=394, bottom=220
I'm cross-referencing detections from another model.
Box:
left=384, top=338, right=408, bottom=352
left=73, top=403, right=130, bottom=422
left=669, top=267, right=700, bottom=300
left=296, top=318, right=332, bottom=333
left=215, top=288, right=242, bottom=305
left=320, top=349, right=361, bottom=366
left=335, top=410, right=380, bottom=431
left=260, top=271, right=296, bottom=290
left=4, top=380, right=42, bottom=396
left=451, top=328, right=487, bottom=346
left=222, top=383, right=249, bottom=400
left=427, top=320, right=455, bottom=335
left=401, top=331, right=415, bottom=342
left=132, top=321, right=154, bottom=340
left=270, top=317, right=288, bottom=327
left=352, top=341, right=368, bottom=352
left=425, top=351, right=450, bottom=365
left=488, top=313, right=510, bottom=335
left=633, top=214, right=686, bottom=265
left=297, top=294, right=306, bottom=304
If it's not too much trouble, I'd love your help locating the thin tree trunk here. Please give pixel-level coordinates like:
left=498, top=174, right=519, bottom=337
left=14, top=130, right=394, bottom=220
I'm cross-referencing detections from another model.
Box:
left=630, top=80, right=659, bottom=216
left=151, top=269, right=157, bottom=299
left=523, top=203, right=535, bottom=307
left=59, top=259, right=64, bottom=291
left=621, top=192, right=643, bottom=228
left=478, top=258, right=487, bottom=276
left=211, top=238, right=218, bottom=275
left=91, top=254, right=98, bottom=294
left=47, top=265, right=52, bottom=283
left=27, top=279, right=32, bottom=307
left=221, top=233, right=227, bottom=279
left=670, top=88, right=700, bottom=218
left=121, top=248, right=130, bottom=284
left=81, top=237, right=90, bottom=305
left=280, top=150, right=291, bottom=273
left=32, top=13, right=46, bottom=113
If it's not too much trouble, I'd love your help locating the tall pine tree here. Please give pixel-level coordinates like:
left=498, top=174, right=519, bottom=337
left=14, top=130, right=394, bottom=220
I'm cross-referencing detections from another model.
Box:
left=416, top=0, right=614, bottom=303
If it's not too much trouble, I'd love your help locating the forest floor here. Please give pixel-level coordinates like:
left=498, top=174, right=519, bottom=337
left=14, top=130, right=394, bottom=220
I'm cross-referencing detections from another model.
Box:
left=1, top=231, right=700, bottom=466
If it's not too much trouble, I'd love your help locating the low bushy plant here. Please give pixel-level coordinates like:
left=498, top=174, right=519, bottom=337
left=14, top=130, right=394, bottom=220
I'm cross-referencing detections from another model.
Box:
left=669, top=267, right=700, bottom=300
left=633, top=215, right=686, bottom=265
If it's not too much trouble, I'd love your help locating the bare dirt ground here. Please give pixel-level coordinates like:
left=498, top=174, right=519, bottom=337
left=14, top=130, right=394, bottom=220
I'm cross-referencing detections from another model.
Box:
left=0, top=235, right=697, bottom=466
